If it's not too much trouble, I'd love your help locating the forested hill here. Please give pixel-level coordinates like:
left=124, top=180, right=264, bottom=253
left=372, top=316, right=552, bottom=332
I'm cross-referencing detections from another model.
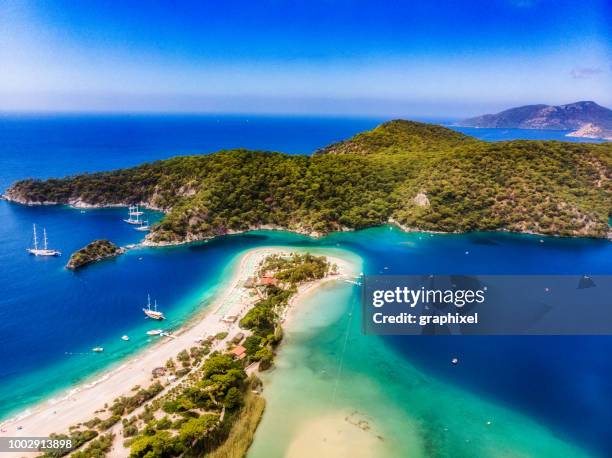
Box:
left=315, top=120, right=476, bottom=154
left=5, top=120, right=612, bottom=243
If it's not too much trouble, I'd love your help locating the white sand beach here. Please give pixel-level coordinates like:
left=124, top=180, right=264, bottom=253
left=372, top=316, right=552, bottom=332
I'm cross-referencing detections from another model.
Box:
left=286, top=412, right=388, bottom=458
left=0, top=247, right=353, bottom=457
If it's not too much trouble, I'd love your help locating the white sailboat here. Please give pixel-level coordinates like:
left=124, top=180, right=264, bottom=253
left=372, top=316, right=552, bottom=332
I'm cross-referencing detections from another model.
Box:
left=123, top=208, right=142, bottom=225
left=135, top=219, right=150, bottom=231
left=129, top=205, right=144, bottom=216
left=27, top=224, right=61, bottom=256
left=142, top=294, right=165, bottom=320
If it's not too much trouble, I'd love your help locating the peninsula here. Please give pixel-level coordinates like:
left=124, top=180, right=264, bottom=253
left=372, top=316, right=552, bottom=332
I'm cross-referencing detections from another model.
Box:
left=0, top=248, right=349, bottom=458
left=455, top=101, right=612, bottom=140
left=5, top=120, right=611, bottom=241
left=66, top=240, right=125, bottom=270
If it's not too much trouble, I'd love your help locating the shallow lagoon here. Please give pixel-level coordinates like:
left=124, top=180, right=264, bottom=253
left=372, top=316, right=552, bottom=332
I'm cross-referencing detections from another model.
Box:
left=249, top=279, right=592, bottom=457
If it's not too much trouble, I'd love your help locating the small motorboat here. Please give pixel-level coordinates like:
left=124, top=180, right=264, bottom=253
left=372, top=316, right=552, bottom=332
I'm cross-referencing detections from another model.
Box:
left=147, top=329, right=163, bottom=336
left=92, top=347, right=104, bottom=352
left=121, top=335, right=129, bottom=341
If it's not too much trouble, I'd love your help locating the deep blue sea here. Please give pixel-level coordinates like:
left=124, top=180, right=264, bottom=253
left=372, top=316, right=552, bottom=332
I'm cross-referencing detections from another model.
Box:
left=0, top=114, right=610, bottom=456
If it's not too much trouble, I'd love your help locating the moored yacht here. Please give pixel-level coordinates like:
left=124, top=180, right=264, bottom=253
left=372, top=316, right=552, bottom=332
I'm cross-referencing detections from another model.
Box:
left=143, top=294, right=165, bottom=320
left=135, top=220, right=150, bottom=231
left=123, top=209, right=142, bottom=225
left=27, top=224, right=61, bottom=256
left=129, top=204, right=144, bottom=216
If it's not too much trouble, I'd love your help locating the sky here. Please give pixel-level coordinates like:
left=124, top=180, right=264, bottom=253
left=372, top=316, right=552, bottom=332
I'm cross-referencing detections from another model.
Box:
left=0, top=0, right=610, bottom=117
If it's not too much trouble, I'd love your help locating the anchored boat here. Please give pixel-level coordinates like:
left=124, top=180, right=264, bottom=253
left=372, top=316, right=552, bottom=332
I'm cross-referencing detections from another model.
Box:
left=143, top=294, right=165, bottom=320
left=27, top=224, right=61, bottom=256
left=135, top=220, right=150, bottom=231
left=129, top=204, right=144, bottom=216
left=123, top=210, right=142, bottom=225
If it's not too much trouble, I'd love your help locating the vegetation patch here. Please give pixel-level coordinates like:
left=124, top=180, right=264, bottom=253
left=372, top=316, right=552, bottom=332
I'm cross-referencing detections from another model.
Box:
left=200, top=377, right=266, bottom=458
left=66, top=240, right=125, bottom=270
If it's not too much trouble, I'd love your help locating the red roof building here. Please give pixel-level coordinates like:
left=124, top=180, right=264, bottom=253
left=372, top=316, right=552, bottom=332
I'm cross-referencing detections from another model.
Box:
left=230, top=345, right=247, bottom=360
left=258, top=276, right=278, bottom=286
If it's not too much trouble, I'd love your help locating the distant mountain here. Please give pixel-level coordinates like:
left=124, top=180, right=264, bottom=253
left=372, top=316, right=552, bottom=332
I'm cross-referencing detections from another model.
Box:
left=456, top=101, right=612, bottom=140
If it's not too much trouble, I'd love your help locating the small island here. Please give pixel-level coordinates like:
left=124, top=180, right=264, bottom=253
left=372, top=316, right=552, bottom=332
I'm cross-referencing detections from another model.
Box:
left=67, top=240, right=125, bottom=270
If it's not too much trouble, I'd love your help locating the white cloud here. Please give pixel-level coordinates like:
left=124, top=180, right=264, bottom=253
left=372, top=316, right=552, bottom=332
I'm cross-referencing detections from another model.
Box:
left=570, top=67, right=604, bottom=79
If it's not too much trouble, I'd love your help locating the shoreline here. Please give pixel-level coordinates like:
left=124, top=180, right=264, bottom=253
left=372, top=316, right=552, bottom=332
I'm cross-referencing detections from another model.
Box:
left=2, top=196, right=609, bottom=242
left=0, top=247, right=354, bottom=448
left=249, top=256, right=394, bottom=458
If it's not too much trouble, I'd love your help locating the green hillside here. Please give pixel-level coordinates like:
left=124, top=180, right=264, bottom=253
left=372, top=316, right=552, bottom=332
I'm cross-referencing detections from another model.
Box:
left=6, top=120, right=611, bottom=243
left=67, top=240, right=124, bottom=270
left=315, top=120, right=476, bottom=155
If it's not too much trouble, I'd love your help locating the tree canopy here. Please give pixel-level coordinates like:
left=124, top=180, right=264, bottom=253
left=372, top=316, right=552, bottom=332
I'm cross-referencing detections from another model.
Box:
left=8, top=120, right=611, bottom=241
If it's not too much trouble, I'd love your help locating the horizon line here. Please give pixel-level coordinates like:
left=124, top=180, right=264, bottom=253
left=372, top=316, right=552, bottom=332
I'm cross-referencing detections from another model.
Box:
left=0, top=109, right=461, bottom=122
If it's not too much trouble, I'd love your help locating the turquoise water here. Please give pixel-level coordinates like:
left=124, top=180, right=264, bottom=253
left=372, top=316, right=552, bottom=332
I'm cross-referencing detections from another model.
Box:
left=0, top=115, right=610, bottom=456
left=249, top=279, right=592, bottom=458
left=3, top=222, right=610, bottom=455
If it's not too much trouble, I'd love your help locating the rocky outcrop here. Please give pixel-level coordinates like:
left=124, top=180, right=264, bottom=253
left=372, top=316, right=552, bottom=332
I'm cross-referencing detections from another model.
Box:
left=413, top=192, right=430, bottom=207
left=2, top=187, right=56, bottom=205
left=566, top=123, right=612, bottom=141
left=67, top=240, right=125, bottom=270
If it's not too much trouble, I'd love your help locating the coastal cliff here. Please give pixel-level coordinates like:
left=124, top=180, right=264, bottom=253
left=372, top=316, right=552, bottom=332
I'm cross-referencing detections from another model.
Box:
left=5, top=120, right=612, bottom=242
left=67, top=240, right=125, bottom=270
left=566, top=123, right=612, bottom=141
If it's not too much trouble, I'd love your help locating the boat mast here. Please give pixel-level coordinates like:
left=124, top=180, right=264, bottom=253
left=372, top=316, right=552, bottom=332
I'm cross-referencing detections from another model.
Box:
left=43, top=228, right=48, bottom=250
left=147, top=294, right=151, bottom=310
left=32, top=224, right=38, bottom=251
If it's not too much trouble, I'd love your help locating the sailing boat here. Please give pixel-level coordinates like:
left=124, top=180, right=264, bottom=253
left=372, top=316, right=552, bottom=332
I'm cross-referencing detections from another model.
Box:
left=142, top=294, right=165, bottom=320
left=129, top=205, right=144, bottom=216
left=134, top=219, right=150, bottom=231
left=27, top=224, right=61, bottom=256
left=123, top=207, right=142, bottom=225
